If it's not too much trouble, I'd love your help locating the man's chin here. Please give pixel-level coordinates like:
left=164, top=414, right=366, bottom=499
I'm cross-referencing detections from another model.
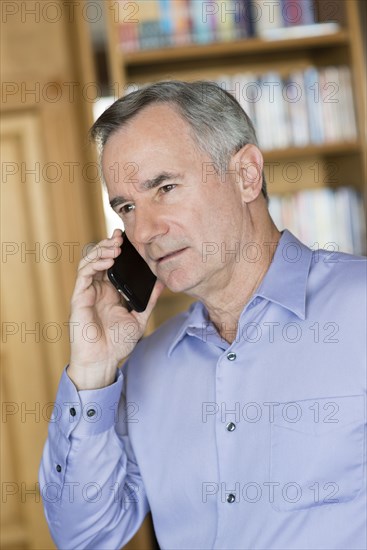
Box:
left=163, top=279, right=191, bottom=295
left=159, top=268, right=199, bottom=296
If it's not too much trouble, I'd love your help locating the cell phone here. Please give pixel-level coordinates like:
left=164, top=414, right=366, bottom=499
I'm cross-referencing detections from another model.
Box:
left=107, top=233, right=157, bottom=312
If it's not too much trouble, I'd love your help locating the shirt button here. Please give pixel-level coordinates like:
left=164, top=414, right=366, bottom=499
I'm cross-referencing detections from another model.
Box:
left=227, top=493, right=236, bottom=503
left=226, top=422, right=236, bottom=432
left=86, top=408, right=96, bottom=417
left=69, top=407, right=76, bottom=417
left=227, top=352, right=236, bottom=361
left=56, top=464, right=62, bottom=473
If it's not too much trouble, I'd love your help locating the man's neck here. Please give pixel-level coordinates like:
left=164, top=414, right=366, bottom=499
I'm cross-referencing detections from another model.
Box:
left=201, top=225, right=281, bottom=344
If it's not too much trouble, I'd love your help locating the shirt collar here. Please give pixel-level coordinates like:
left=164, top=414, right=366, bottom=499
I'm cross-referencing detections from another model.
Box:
left=167, top=301, right=208, bottom=357
left=167, top=229, right=313, bottom=356
left=254, top=229, right=313, bottom=321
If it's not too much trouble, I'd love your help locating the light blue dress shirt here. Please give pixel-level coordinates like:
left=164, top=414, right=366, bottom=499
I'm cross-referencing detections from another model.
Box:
left=39, top=230, right=367, bottom=550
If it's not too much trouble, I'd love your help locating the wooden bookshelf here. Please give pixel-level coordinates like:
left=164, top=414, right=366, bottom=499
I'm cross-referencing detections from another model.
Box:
left=263, top=140, right=361, bottom=161
left=122, top=30, right=350, bottom=65
left=104, top=0, right=366, bottom=196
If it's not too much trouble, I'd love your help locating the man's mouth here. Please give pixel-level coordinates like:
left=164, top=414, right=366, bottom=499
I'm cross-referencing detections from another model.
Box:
left=157, top=248, right=188, bottom=263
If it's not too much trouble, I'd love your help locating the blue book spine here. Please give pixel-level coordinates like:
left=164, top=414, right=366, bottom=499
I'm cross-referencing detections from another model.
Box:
left=237, top=0, right=254, bottom=38
left=247, top=0, right=256, bottom=37
left=304, top=67, right=324, bottom=144
left=281, top=0, right=316, bottom=27
left=300, top=0, right=316, bottom=25
left=191, top=0, right=213, bottom=43
left=159, top=0, right=173, bottom=46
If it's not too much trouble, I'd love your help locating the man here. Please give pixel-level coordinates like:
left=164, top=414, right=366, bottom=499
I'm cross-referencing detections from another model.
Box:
left=40, top=81, right=366, bottom=549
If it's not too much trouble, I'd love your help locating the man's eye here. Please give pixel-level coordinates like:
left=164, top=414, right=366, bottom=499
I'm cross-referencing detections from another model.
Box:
left=160, top=184, right=176, bottom=193
left=119, top=204, right=135, bottom=215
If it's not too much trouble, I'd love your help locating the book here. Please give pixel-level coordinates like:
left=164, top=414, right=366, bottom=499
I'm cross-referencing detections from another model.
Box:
left=252, top=0, right=283, bottom=37
left=232, top=72, right=257, bottom=125
left=304, top=66, right=325, bottom=144
left=287, top=71, right=309, bottom=147
left=341, top=187, right=366, bottom=255
left=138, top=0, right=162, bottom=49
left=260, top=21, right=339, bottom=40
left=116, top=0, right=139, bottom=52
left=282, top=0, right=303, bottom=26
left=215, top=64, right=355, bottom=150
left=269, top=71, right=292, bottom=149
left=215, top=0, right=237, bottom=42
left=159, top=0, right=173, bottom=47
left=269, top=187, right=365, bottom=255
left=281, top=0, right=316, bottom=27
left=254, top=75, right=273, bottom=150
left=236, top=0, right=254, bottom=38
left=116, top=1, right=344, bottom=50
left=171, top=0, right=191, bottom=45
left=330, top=65, right=344, bottom=142
left=339, top=66, right=358, bottom=141
left=299, top=0, right=316, bottom=25
left=190, top=0, right=214, bottom=43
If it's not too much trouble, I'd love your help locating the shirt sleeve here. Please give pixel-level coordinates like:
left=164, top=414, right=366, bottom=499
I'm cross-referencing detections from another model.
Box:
left=39, top=365, right=149, bottom=550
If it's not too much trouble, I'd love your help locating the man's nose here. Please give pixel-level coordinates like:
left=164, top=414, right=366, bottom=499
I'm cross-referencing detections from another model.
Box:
left=131, top=205, right=167, bottom=246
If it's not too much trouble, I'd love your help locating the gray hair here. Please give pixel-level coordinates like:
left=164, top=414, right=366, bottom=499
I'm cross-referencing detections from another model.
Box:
left=90, top=80, right=268, bottom=200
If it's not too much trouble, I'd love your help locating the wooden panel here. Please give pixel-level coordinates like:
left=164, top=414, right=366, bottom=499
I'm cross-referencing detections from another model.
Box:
left=0, top=1, right=108, bottom=549
left=1, top=112, right=57, bottom=550
left=123, top=31, right=350, bottom=65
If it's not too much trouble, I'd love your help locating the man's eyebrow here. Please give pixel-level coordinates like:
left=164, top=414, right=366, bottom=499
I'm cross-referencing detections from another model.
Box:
left=109, top=171, right=182, bottom=210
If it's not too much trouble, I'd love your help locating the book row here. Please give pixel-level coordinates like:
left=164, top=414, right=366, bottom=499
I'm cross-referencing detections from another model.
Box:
left=269, top=187, right=366, bottom=256
left=216, top=65, right=357, bottom=150
left=114, top=0, right=320, bottom=52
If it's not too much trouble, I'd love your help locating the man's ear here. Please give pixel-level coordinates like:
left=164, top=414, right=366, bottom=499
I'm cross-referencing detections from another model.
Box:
left=231, top=144, right=264, bottom=204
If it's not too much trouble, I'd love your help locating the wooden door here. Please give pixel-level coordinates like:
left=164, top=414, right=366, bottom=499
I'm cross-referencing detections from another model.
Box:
left=1, top=1, right=105, bottom=548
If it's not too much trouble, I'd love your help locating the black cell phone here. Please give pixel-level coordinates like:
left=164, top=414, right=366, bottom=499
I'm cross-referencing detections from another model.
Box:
left=107, top=233, right=157, bottom=312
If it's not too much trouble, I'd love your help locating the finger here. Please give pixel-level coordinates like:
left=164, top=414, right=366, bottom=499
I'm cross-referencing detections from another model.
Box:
left=79, top=231, right=123, bottom=260
left=74, top=242, right=124, bottom=291
left=74, top=239, right=124, bottom=298
left=111, top=228, right=123, bottom=239
left=72, top=256, right=116, bottom=298
left=78, top=242, right=122, bottom=270
left=95, top=231, right=123, bottom=249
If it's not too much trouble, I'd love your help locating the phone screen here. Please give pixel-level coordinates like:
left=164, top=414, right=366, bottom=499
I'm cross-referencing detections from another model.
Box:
left=107, top=234, right=157, bottom=312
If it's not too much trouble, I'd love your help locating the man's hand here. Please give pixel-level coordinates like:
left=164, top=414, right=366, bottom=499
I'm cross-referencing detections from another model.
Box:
left=67, top=229, right=165, bottom=390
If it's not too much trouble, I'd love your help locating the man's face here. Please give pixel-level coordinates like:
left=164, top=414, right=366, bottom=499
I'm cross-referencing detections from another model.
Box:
left=102, top=104, right=248, bottom=297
